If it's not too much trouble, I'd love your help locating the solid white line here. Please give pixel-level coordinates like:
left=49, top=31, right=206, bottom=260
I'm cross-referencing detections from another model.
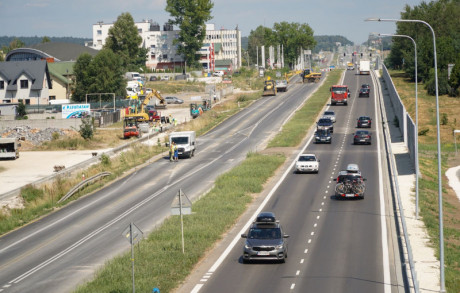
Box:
left=206, top=114, right=318, bottom=276
left=191, top=284, right=204, bottom=293
left=373, top=71, right=391, bottom=292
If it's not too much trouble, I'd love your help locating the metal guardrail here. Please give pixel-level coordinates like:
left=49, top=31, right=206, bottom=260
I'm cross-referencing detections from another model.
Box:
left=57, top=172, right=112, bottom=203
left=373, top=69, right=419, bottom=292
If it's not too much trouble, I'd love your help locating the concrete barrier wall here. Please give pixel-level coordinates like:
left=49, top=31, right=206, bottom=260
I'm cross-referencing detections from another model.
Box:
left=382, top=64, right=416, bottom=168
left=0, top=118, right=83, bottom=131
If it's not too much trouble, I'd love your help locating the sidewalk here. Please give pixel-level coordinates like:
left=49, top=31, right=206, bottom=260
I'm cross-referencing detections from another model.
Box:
left=378, top=71, right=440, bottom=292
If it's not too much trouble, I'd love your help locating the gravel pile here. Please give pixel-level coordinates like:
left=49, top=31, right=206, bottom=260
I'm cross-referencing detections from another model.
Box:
left=1, top=126, right=69, bottom=145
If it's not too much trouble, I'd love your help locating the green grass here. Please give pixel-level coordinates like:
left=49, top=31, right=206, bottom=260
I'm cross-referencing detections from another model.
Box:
left=389, top=70, right=460, bottom=292
left=268, top=69, right=343, bottom=147
left=74, top=153, right=285, bottom=293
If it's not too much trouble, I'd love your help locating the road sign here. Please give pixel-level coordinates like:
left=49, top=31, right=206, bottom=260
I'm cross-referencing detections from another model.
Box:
left=122, top=223, right=143, bottom=245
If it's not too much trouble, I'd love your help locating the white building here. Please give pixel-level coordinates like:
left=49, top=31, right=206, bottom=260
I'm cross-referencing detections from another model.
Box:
left=88, top=20, right=241, bottom=70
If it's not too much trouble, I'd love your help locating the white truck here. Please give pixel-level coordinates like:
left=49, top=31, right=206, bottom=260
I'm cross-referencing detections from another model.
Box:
left=0, top=138, right=20, bottom=160
left=125, top=72, right=142, bottom=81
left=359, top=60, right=370, bottom=75
left=168, top=131, right=196, bottom=159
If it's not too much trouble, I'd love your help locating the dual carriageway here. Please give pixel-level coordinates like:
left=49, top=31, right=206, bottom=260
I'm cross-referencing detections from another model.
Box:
left=0, top=69, right=406, bottom=292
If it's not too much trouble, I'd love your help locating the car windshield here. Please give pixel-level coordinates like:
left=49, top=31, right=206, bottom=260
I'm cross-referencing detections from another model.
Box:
left=171, top=137, right=188, bottom=144
left=359, top=117, right=370, bottom=120
left=324, top=111, right=334, bottom=115
left=248, top=228, right=281, bottom=239
left=332, top=87, right=347, bottom=94
left=299, top=156, right=316, bottom=162
left=338, top=174, right=362, bottom=183
left=318, top=119, right=332, bottom=124
left=356, top=131, right=369, bottom=135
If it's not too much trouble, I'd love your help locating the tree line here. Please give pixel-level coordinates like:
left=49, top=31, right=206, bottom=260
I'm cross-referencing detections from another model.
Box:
left=385, top=0, right=460, bottom=96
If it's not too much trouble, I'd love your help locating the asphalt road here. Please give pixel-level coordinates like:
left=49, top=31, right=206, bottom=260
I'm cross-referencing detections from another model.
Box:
left=191, top=70, right=403, bottom=293
left=0, top=75, right=325, bottom=293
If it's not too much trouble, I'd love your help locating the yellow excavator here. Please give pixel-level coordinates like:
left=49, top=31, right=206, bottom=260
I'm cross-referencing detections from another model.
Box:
left=125, top=89, right=167, bottom=122
left=302, top=69, right=322, bottom=83
left=263, top=76, right=277, bottom=96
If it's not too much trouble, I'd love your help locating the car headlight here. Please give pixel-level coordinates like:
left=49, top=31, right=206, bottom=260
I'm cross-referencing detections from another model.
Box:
left=275, top=244, right=284, bottom=250
left=245, top=242, right=252, bottom=249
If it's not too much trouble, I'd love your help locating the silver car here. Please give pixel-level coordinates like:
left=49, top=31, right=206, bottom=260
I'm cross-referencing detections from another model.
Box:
left=295, top=154, right=320, bottom=173
left=322, top=110, right=336, bottom=123
left=241, top=212, right=289, bottom=263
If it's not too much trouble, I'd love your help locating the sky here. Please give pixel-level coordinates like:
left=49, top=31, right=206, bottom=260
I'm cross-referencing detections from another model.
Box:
left=0, top=0, right=426, bottom=44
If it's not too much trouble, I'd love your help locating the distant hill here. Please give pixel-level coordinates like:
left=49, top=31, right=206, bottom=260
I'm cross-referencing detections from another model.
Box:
left=0, top=36, right=91, bottom=48
left=314, top=35, right=354, bottom=53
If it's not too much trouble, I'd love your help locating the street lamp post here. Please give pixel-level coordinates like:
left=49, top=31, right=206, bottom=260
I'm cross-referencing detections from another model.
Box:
left=366, top=17, right=445, bottom=292
left=379, top=33, right=419, bottom=221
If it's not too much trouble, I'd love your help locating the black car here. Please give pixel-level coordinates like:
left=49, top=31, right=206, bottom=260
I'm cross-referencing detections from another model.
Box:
left=353, top=130, right=372, bottom=145
left=314, top=129, right=332, bottom=144
left=241, top=212, right=289, bottom=263
left=357, top=116, right=372, bottom=128
left=317, top=118, right=334, bottom=133
left=149, top=76, right=158, bottom=81
left=359, top=88, right=370, bottom=97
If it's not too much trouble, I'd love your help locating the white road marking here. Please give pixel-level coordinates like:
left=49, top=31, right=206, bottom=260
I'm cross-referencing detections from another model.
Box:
left=300, top=259, right=304, bottom=264
left=314, top=223, right=317, bottom=227
left=304, top=249, right=308, bottom=253
left=296, top=270, right=300, bottom=276
left=290, top=283, right=295, bottom=290
left=308, top=239, right=312, bottom=244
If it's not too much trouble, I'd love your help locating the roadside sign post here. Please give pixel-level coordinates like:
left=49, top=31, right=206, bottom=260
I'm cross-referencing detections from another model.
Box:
left=170, top=189, right=192, bottom=254
left=122, top=222, right=143, bottom=293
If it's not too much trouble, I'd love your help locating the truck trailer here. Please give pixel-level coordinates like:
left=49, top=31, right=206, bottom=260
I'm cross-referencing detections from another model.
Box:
left=359, top=60, right=370, bottom=75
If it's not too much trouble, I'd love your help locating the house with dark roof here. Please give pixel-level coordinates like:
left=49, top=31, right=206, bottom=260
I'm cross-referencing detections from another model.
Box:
left=0, top=60, right=52, bottom=105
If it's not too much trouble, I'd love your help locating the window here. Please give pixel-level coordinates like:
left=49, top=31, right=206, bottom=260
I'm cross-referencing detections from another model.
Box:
left=151, top=54, right=156, bottom=60
left=162, top=44, right=168, bottom=49
left=49, top=96, right=56, bottom=100
left=150, top=44, right=156, bottom=49
left=97, top=30, right=102, bottom=35
left=163, top=54, right=168, bottom=59
left=25, top=99, right=30, bottom=105
left=138, top=28, right=142, bottom=33
left=20, top=80, right=29, bottom=89
left=0, top=80, right=4, bottom=89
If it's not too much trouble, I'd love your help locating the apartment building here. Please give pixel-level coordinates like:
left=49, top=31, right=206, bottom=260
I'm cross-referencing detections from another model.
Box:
left=88, top=20, right=241, bottom=70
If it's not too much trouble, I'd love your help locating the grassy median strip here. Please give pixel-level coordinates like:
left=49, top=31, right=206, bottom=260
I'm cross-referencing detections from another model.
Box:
left=389, top=70, right=460, bottom=293
left=74, top=152, right=285, bottom=293
left=268, top=69, right=342, bottom=147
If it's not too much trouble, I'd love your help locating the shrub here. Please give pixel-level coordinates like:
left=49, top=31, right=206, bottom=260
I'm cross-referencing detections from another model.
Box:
left=419, top=128, right=430, bottom=136
left=52, top=132, right=60, bottom=140
left=79, top=117, right=94, bottom=140
left=441, top=113, right=448, bottom=125
left=100, top=154, right=111, bottom=166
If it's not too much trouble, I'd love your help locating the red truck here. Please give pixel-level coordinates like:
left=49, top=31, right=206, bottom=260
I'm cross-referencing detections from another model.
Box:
left=330, top=85, right=350, bottom=105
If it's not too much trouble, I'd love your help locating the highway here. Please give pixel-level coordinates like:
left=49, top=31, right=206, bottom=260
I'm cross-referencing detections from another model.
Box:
left=0, top=74, right=325, bottom=293
left=190, top=69, right=404, bottom=293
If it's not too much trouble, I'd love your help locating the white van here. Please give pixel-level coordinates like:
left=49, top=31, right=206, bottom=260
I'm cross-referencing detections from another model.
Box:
left=168, top=131, right=196, bottom=159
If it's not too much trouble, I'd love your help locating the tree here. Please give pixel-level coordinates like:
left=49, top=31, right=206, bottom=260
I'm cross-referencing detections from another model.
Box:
left=87, top=49, right=125, bottom=99
left=42, top=36, right=51, bottom=43
left=166, top=0, right=214, bottom=68
left=73, top=53, right=93, bottom=102
left=248, top=26, right=275, bottom=67
left=273, top=22, right=316, bottom=68
left=448, top=53, right=460, bottom=96
left=73, top=50, right=125, bottom=102
left=248, top=22, right=316, bottom=69
left=103, top=12, right=147, bottom=71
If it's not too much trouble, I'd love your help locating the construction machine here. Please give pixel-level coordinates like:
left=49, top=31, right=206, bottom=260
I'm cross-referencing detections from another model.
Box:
left=262, top=77, right=277, bottom=96
left=125, top=89, right=167, bottom=122
left=190, top=99, right=212, bottom=118
left=123, top=117, right=141, bottom=139
left=302, top=69, right=322, bottom=83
